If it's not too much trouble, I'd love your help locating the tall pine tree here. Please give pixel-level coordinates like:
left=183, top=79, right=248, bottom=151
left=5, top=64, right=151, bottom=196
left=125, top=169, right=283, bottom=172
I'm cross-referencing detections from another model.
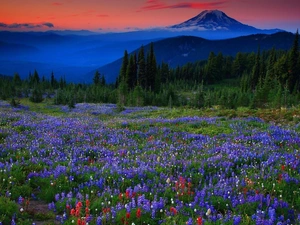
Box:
left=137, top=45, right=146, bottom=87
left=146, top=43, right=157, bottom=91
left=251, top=47, right=261, bottom=89
left=120, top=50, right=129, bottom=82
left=288, top=29, right=299, bottom=92
left=93, top=70, right=100, bottom=85
left=126, top=55, right=137, bottom=90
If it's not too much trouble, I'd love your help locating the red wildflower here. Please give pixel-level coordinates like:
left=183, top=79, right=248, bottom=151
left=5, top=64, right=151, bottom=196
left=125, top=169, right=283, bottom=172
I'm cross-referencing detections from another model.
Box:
left=70, top=208, right=75, bottom=216
left=75, top=209, right=80, bottom=217
left=197, top=217, right=203, bottom=225
left=126, top=212, right=131, bottom=219
left=102, top=207, right=111, bottom=214
left=170, top=207, right=177, bottom=215
left=85, top=199, right=90, bottom=207
left=136, top=208, right=141, bottom=218
left=76, top=201, right=83, bottom=208
left=126, top=190, right=130, bottom=199
left=281, top=164, right=285, bottom=171
left=119, top=193, right=123, bottom=200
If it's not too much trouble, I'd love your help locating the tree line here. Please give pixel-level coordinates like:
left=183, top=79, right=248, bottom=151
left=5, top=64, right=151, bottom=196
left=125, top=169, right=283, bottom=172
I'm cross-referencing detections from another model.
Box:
left=1, top=30, right=299, bottom=109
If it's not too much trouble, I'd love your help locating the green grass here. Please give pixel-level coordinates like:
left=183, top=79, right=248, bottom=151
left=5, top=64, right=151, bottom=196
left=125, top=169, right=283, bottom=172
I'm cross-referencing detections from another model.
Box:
left=19, top=98, right=65, bottom=116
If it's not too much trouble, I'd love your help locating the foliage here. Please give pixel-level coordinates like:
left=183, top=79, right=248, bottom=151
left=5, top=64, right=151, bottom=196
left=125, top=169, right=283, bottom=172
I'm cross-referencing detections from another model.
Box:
left=0, top=101, right=300, bottom=224
left=0, top=197, right=19, bottom=224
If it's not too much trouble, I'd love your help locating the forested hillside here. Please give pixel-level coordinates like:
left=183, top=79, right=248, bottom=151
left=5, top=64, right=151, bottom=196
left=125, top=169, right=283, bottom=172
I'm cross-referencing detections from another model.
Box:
left=1, top=31, right=299, bottom=109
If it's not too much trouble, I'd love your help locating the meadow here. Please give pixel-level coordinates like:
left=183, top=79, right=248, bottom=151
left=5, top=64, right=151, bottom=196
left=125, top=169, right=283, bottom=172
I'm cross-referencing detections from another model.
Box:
left=0, top=100, right=299, bottom=225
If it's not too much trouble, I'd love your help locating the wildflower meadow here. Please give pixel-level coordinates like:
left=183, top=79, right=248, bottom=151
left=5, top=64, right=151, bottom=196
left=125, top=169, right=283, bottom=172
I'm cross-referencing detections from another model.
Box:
left=0, top=101, right=299, bottom=225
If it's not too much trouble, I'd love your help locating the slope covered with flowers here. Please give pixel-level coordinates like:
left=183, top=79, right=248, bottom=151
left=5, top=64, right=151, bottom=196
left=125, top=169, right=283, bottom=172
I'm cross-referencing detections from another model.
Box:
left=0, top=101, right=299, bottom=224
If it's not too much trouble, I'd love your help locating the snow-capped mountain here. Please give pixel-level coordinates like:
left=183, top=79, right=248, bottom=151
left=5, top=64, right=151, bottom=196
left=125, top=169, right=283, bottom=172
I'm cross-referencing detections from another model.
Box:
left=170, top=10, right=281, bottom=33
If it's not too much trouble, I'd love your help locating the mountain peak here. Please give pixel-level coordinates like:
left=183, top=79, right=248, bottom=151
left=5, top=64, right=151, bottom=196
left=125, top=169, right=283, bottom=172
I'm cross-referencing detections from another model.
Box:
left=198, top=9, right=225, bottom=17
left=170, top=10, right=255, bottom=31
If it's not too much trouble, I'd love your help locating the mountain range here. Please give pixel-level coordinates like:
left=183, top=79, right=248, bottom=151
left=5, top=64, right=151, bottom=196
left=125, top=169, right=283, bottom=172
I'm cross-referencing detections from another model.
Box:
left=0, top=10, right=292, bottom=83
left=93, top=32, right=295, bottom=83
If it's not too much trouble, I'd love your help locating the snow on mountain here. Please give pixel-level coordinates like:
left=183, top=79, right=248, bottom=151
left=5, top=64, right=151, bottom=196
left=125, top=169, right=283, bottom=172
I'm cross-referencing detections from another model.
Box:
left=170, top=10, right=261, bottom=32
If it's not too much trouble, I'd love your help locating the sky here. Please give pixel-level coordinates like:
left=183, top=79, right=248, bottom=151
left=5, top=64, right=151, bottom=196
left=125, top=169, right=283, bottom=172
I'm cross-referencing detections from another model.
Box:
left=0, top=0, right=299, bottom=32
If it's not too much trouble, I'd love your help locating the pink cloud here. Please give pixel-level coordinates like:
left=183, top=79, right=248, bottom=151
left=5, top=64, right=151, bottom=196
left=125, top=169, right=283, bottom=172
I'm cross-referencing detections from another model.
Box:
left=140, top=0, right=226, bottom=11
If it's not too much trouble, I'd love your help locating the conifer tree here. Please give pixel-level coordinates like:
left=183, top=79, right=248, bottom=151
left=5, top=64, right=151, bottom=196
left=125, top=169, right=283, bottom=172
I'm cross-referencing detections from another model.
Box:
left=274, top=54, right=288, bottom=86
left=251, top=47, right=261, bottom=89
left=146, top=43, right=157, bottom=91
left=266, top=48, right=277, bottom=79
left=154, top=66, right=161, bottom=93
left=133, top=85, right=143, bottom=106
left=93, top=70, right=100, bottom=85
left=160, top=62, right=169, bottom=83
left=137, top=45, right=146, bottom=88
left=101, top=74, right=106, bottom=86
left=232, top=52, right=246, bottom=77
left=288, top=29, right=299, bottom=92
left=13, top=73, right=22, bottom=87
left=204, top=52, right=218, bottom=84
left=50, top=71, right=58, bottom=89
left=120, top=50, right=129, bottom=82
left=33, top=70, right=40, bottom=85
left=30, top=87, right=43, bottom=103
left=126, top=55, right=136, bottom=90
left=118, top=80, right=128, bottom=106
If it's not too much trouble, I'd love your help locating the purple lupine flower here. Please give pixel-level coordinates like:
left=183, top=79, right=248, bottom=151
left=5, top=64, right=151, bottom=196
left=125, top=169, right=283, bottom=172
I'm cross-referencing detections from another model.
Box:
left=18, top=196, right=24, bottom=205
left=151, top=209, right=156, bottom=219
left=186, top=218, right=193, bottom=225
left=55, top=193, right=60, bottom=202
left=268, top=207, right=276, bottom=223
left=96, top=216, right=102, bottom=225
left=233, top=215, right=242, bottom=225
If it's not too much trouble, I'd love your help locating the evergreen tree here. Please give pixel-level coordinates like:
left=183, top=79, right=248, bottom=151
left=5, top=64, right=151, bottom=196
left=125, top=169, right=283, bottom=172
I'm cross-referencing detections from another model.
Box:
left=93, top=70, right=100, bottom=85
left=274, top=54, right=289, bottom=86
left=101, top=74, right=106, bottom=86
left=133, top=85, right=143, bottom=106
left=120, top=50, right=129, bottom=82
left=288, top=29, right=299, bottom=92
left=13, top=73, right=22, bottom=87
left=30, top=87, right=43, bottom=103
left=118, top=80, right=128, bottom=106
left=32, top=70, right=40, bottom=85
left=240, top=72, right=251, bottom=93
left=137, top=45, right=146, bottom=88
left=160, top=62, right=169, bottom=83
left=232, top=52, right=246, bottom=77
left=216, top=52, right=224, bottom=79
left=195, top=81, right=205, bottom=108
left=126, top=55, right=137, bottom=90
left=146, top=43, right=157, bottom=91
left=154, top=66, right=161, bottom=93
left=223, top=56, right=233, bottom=79
left=59, top=77, right=64, bottom=89
left=51, top=71, right=55, bottom=88
left=204, top=52, right=218, bottom=84
left=266, top=48, right=277, bottom=79
left=251, top=47, right=261, bottom=89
